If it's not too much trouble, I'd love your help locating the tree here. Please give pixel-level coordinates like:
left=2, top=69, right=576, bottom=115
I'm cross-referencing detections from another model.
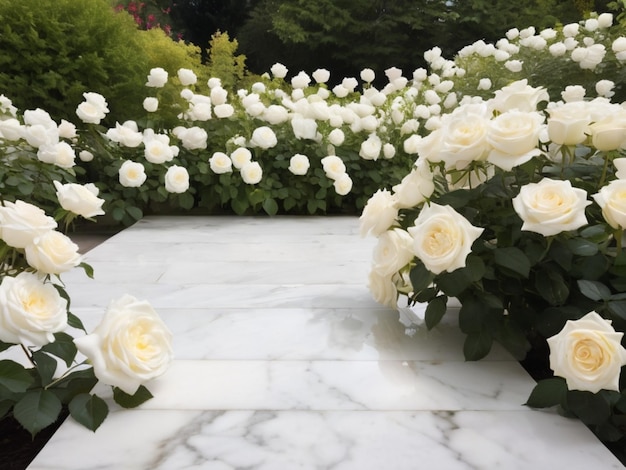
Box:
left=235, top=0, right=614, bottom=85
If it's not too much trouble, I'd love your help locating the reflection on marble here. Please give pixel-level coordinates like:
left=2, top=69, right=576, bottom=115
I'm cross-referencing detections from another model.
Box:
left=27, top=216, right=623, bottom=469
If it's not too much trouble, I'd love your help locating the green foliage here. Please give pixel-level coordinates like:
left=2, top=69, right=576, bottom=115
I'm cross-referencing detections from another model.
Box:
left=205, top=31, right=248, bottom=91
left=0, top=0, right=150, bottom=124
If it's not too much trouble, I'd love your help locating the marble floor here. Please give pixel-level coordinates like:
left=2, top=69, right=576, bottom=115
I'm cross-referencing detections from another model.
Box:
left=26, top=216, right=624, bottom=469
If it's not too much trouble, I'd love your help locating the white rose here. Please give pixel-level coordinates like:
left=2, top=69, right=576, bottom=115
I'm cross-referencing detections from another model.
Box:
left=547, top=311, right=626, bottom=393
left=106, top=121, right=143, bottom=148
left=291, top=71, right=311, bottom=89
left=595, top=80, right=615, bottom=98
left=359, top=189, right=398, bottom=237
left=372, top=228, right=414, bottom=276
left=490, top=79, right=549, bottom=113
left=549, top=42, right=567, bottom=57
left=230, top=147, right=252, bottom=169
left=214, top=104, right=234, bottom=119
left=74, top=295, right=173, bottom=395
left=0, top=272, right=68, bottom=346
left=561, top=85, right=586, bottom=103
left=164, top=165, right=189, bottom=193
left=288, top=154, right=310, bottom=176
left=58, top=119, right=77, bottom=139
left=392, top=160, right=435, bottom=209
left=188, top=102, right=212, bottom=121
left=249, top=126, right=277, bottom=149
left=144, top=139, right=175, bottom=164
left=312, top=68, right=330, bottom=83
left=614, top=158, right=626, bottom=179
left=207, top=77, right=222, bottom=89
left=0, top=118, right=22, bottom=141
left=547, top=102, right=591, bottom=145
left=333, top=85, right=350, bottom=98
left=25, top=230, right=82, bottom=274
left=512, top=178, right=590, bottom=236
left=79, top=150, right=94, bottom=162
left=563, top=23, right=580, bottom=37
left=24, top=108, right=55, bottom=129
left=76, top=92, right=109, bottom=124
left=360, top=68, right=375, bottom=83
left=23, top=123, right=57, bottom=148
left=477, top=78, right=492, bottom=90
left=209, top=152, right=233, bottom=174
left=383, top=143, right=396, bottom=159
left=210, top=86, right=228, bottom=106
left=368, top=270, right=398, bottom=309
left=292, top=116, right=318, bottom=140
left=177, top=126, right=208, bottom=150
left=408, top=203, right=484, bottom=275
left=486, top=110, right=544, bottom=171
left=504, top=60, right=523, bottom=72
left=321, top=155, right=346, bottom=180
left=177, top=68, right=197, bottom=86
left=146, top=67, right=168, bottom=87
left=37, top=142, right=76, bottom=169
left=143, top=97, right=159, bottom=112
left=328, top=128, right=345, bottom=146
left=403, top=134, right=422, bottom=155
left=119, top=160, right=147, bottom=187
left=359, top=134, right=382, bottom=161
left=333, top=173, right=353, bottom=196
left=0, top=200, right=57, bottom=249
left=598, top=12, right=613, bottom=28
left=270, top=63, right=288, bottom=79
left=262, top=105, right=288, bottom=125
left=53, top=180, right=105, bottom=218
left=240, top=161, right=262, bottom=185
left=593, top=179, right=626, bottom=229
left=433, top=106, right=491, bottom=169
left=589, top=113, right=626, bottom=152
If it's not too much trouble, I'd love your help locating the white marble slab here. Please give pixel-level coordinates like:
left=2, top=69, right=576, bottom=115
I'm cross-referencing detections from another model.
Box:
left=29, top=409, right=623, bottom=470
left=25, top=216, right=624, bottom=469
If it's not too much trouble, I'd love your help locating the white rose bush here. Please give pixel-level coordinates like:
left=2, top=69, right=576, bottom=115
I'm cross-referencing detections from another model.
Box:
left=360, top=13, right=626, bottom=445
left=0, top=101, right=172, bottom=437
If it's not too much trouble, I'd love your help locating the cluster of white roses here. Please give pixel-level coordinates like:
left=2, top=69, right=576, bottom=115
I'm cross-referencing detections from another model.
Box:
left=455, top=12, right=623, bottom=83
left=360, top=74, right=626, bottom=394
left=0, top=195, right=172, bottom=397
left=362, top=78, right=626, bottom=306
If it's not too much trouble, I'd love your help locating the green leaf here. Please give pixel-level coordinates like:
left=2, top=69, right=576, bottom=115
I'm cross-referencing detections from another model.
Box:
left=425, top=296, right=448, bottom=330
left=32, top=351, right=57, bottom=386
left=608, top=300, right=626, bottom=321
left=577, top=280, right=611, bottom=301
left=463, top=331, right=493, bottom=360
left=458, top=297, right=488, bottom=333
left=14, top=389, right=62, bottom=437
left=566, top=391, right=612, bottom=425
left=126, top=205, right=144, bottom=220
left=565, top=238, right=598, bottom=256
left=0, top=399, right=13, bottom=419
left=525, top=378, right=567, bottom=408
left=535, top=268, right=569, bottom=306
left=68, top=393, right=108, bottom=432
left=0, top=360, right=35, bottom=394
left=113, top=385, right=153, bottom=409
left=409, top=262, right=434, bottom=293
left=79, top=262, right=94, bottom=279
left=67, top=311, right=86, bottom=331
left=494, top=247, right=530, bottom=278
left=262, top=198, right=279, bottom=216
left=41, top=332, right=78, bottom=368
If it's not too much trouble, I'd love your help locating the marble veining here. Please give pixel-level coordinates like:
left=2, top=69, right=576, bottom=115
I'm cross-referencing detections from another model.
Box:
left=26, top=216, right=624, bottom=469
